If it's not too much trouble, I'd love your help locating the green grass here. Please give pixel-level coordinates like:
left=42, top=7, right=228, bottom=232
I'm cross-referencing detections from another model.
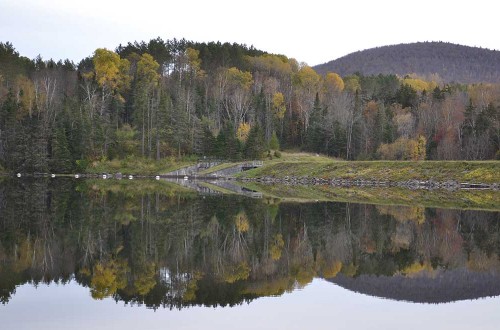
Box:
left=236, top=153, right=500, bottom=184
left=78, top=178, right=195, bottom=197
left=85, top=156, right=196, bottom=175
left=198, top=162, right=243, bottom=175
left=198, top=153, right=336, bottom=175
left=197, top=181, right=237, bottom=195
left=239, top=182, right=500, bottom=211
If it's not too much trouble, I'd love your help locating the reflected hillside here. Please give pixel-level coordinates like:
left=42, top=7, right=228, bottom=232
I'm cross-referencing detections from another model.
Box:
left=238, top=181, right=500, bottom=211
left=330, top=269, right=500, bottom=304
left=0, top=178, right=499, bottom=307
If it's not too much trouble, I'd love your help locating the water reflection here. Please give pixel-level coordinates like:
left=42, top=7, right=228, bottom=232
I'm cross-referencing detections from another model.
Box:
left=0, top=178, right=499, bottom=308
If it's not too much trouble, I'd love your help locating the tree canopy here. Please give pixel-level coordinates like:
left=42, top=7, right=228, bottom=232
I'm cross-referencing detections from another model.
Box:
left=0, top=39, right=499, bottom=173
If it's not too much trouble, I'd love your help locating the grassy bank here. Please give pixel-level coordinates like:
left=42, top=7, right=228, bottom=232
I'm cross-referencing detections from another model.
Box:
left=78, top=178, right=195, bottom=197
left=236, top=153, right=500, bottom=184
left=197, top=162, right=243, bottom=175
left=2, top=157, right=194, bottom=176
left=84, top=156, right=196, bottom=175
left=240, top=182, right=500, bottom=211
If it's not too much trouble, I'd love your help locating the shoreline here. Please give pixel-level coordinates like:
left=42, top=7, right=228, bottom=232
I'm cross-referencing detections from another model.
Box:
left=234, top=159, right=500, bottom=186
left=2, top=156, right=499, bottom=190
left=236, top=176, right=498, bottom=190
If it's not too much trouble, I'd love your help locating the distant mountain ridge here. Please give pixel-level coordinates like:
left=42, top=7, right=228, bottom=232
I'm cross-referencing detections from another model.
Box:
left=313, top=42, right=500, bottom=84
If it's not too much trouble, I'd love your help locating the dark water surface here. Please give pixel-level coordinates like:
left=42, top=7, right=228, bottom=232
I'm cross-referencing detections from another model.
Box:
left=1, top=178, right=499, bottom=329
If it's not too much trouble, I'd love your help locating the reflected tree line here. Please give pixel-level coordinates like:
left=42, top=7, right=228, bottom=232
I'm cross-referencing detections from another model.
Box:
left=0, top=179, right=499, bottom=307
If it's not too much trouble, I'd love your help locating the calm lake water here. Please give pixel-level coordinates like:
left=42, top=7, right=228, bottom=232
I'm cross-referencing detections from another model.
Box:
left=1, top=178, right=499, bottom=330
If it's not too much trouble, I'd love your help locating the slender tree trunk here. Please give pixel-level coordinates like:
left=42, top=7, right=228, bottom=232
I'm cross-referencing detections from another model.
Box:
left=142, top=105, right=145, bottom=157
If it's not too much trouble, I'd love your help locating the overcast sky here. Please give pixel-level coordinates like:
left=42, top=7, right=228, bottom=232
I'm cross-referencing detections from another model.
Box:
left=1, top=0, right=499, bottom=66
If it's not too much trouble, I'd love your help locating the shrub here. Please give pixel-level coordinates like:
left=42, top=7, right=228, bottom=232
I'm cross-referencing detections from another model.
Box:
left=377, top=136, right=426, bottom=160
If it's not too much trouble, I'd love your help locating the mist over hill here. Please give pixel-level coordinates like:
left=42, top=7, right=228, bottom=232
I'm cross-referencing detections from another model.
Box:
left=314, top=42, right=500, bottom=83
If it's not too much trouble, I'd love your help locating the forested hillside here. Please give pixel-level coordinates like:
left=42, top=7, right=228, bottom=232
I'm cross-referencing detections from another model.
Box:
left=0, top=39, right=499, bottom=173
left=314, top=42, right=500, bottom=84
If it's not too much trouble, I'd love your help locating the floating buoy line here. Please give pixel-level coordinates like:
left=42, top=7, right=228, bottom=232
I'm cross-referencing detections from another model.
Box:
left=12, top=173, right=169, bottom=181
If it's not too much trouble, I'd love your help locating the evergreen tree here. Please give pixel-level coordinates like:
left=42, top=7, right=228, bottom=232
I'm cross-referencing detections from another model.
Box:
left=27, top=117, right=49, bottom=173
left=200, top=125, right=217, bottom=156
left=326, top=120, right=347, bottom=158
left=214, top=128, right=227, bottom=159
left=244, top=125, right=265, bottom=159
left=0, top=91, right=17, bottom=168
left=383, top=106, right=396, bottom=143
left=50, top=127, right=73, bottom=173
left=395, top=84, right=418, bottom=108
left=305, top=92, right=324, bottom=152
left=224, top=126, right=241, bottom=160
left=373, top=104, right=386, bottom=154
left=214, top=125, right=241, bottom=160
left=269, top=131, right=280, bottom=151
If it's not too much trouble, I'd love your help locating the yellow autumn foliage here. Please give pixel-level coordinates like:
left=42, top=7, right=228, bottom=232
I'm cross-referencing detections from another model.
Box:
left=294, top=268, right=316, bottom=287
left=401, top=262, right=433, bottom=276
left=14, top=75, right=35, bottom=118
left=324, top=72, right=344, bottom=93
left=294, top=66, right=321, bottom=89
left=89, top=48, right=131, bottom=104
left=182, top=271, right=204, bottom=302
left=186, top=47, right=201, bottom=73
left=237, top=122, right=251, bottom=142
left=270, top=234, right=285, bottom=261
left=402, top=77, right=437, bottom=92
left=322, top=260, right=343, bottom=279
left=377, top=205, right=426, bottom=224
left=272, top=92, right=286, bottom=119
left=137, top=53, right=160, bottom=86
left=377, top=136, right=426, bottom=160
left=343, top=75, right=361, bottom=93
left=227, top=67, right=253, bottom=90
left=235, top=211, right=250, bottom=233
left=341, top=263, right=358, bottom=277
left=248, top=54, right=293, bottom=77
left=133, top=262, right=156, bottom=296
left=90, top=259, right=129, bottom=300
left=223, top=262, right=250, bottom=283
left=242, top=277, right=294, bottom=296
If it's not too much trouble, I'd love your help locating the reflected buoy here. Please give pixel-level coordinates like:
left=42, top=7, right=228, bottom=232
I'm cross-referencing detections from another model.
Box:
left=75, top=174, right=80, bottom=179
left=128, top=175, right=133, bottom=180
left=51, top=174, right=56, bottom=178
left=102, top=174, right=107, bottom=179
left=155, top=175, right=160, bottom=180
left=16, top=173, right=21, bottom=178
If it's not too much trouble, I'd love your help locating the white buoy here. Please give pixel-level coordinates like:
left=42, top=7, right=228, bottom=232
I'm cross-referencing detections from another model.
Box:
left=183, top=176, right=188, bottom=180
left=128, top=175, right=133, bottom=180
left=16, top=173, right=21, bottom=178
left=102, top=174, right=107, bottom=179
left=51, top=174, right=56, bottom=178
left=155, top=175, right=160, bottom=180
left=75, top=174, right=80, bottom=179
